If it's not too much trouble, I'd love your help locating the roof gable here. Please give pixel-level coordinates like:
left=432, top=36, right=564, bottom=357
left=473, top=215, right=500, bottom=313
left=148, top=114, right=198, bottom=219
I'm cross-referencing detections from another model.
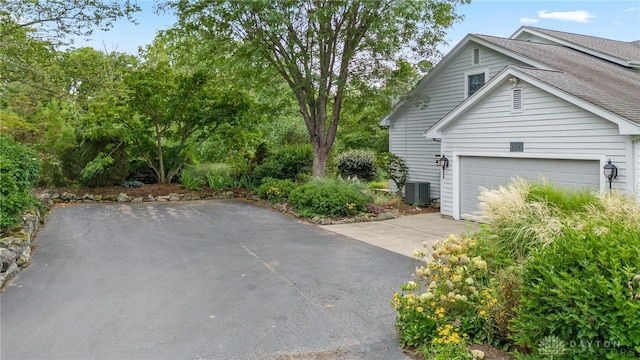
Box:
left=424, top=66, right=640, bottom=138
left=474, top=35, right=640, bottom=124
left=379, top=34, right=548, bottom=125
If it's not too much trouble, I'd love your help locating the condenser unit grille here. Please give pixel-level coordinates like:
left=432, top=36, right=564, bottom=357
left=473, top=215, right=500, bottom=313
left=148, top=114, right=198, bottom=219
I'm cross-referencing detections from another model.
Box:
left=404, top=182, right=431, bottom=205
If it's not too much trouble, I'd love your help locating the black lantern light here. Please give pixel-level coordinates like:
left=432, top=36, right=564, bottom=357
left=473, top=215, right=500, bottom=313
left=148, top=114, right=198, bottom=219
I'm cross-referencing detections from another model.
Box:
left=437, top=154, right=449, bottom=178
left=603, top=159, right=618, bottom=190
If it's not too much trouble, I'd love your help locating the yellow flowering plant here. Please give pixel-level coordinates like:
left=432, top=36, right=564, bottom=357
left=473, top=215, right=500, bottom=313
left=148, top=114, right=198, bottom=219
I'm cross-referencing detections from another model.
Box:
left=393, top=234, right=497, bottom=350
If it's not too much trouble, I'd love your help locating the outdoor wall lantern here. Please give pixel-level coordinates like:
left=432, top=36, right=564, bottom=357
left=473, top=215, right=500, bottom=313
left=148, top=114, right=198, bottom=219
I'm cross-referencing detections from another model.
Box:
left=603, top=159, right=618, bottom=190
left=437, top=154, right=449, bottom=178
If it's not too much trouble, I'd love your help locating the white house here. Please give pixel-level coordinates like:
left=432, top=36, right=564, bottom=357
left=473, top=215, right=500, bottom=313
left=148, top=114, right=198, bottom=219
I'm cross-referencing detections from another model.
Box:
left=382, top=27, right=640, bottom=220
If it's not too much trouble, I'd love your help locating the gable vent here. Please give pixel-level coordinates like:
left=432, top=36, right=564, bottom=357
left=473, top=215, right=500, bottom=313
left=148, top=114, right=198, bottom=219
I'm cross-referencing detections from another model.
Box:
left=472, top=48, right=480, bottom=65
left=512, top=88, right=523, bottom=110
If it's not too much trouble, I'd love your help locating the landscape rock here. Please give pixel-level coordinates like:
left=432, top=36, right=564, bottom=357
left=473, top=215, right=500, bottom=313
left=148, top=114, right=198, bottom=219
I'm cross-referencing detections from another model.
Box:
left=0, top=248, right=18, bottom=272
left=181, top=193, right=201, bottom=201
left=37, top=193, right=52, bottom=204
left=144, top=195, right=156, bottom=202
left=132, top=197, right=143, bottom=203
left=60, top=192, right=77, bottom=201
left=168, top=193, right=181, bottom=202
left=378, top=212, right=397, bottom=220
left=117, top=193, right=131, bottom=203
left=22, top=212, right=39, bottom=241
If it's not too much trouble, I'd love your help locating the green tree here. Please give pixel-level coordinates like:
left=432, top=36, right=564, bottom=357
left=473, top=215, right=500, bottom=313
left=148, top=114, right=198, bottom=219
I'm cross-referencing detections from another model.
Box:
left=1, top=1, right=140, bottom=95
left=125, top=40, right=252, bottom=183
left=167, top=0, right=469, bottom=176
left=1, top=0, right=139, bottom=45
left=338, top=60, right=422, bottom=154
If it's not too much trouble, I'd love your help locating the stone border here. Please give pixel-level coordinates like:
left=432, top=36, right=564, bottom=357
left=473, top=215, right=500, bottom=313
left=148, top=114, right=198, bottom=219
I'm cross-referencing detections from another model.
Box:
left=0, top=209, right=41, bottom=288
left=36, top=191, right=238, bottom=204
left=35, top=190, right=399, bottom=225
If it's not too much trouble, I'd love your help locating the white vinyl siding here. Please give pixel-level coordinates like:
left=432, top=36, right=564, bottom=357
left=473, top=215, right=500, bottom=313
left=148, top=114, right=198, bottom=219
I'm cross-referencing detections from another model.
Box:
left=388, top=43, right=528, bottom=198
left=439, top=80, right=631, bottom=217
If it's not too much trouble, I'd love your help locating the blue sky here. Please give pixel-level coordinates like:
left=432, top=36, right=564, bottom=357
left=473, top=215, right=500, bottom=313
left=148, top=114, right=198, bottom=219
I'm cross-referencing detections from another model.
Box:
left=73, top=0, right=640, bottom=55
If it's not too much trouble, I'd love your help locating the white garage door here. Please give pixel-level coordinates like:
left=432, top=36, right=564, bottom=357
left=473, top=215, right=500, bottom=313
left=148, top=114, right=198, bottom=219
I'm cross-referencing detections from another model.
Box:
left=460, top=157, right=600, bottom=219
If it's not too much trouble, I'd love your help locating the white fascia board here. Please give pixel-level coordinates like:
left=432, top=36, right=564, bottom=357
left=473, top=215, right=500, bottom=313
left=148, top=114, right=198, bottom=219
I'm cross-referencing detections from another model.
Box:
left=512, top=27, right=632, bottom=67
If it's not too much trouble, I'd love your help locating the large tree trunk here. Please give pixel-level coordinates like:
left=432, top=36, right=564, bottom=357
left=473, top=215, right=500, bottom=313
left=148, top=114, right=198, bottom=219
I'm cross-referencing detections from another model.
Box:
left=154, top=119, right=166, bottom=183
left=311, top=141, right=330, bottom=177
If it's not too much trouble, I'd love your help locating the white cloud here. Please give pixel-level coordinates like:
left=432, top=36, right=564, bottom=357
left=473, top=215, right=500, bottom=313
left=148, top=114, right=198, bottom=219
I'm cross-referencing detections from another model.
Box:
left=537, top=10, right=596, bottom=23
left=520, top=17, right=540, bottom=24
left=625, top=7, right=639, bottom=12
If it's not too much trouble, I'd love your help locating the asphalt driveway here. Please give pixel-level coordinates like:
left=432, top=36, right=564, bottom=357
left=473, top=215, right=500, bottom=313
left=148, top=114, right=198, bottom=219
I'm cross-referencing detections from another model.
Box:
left=1, top=200, right=415, bottom=360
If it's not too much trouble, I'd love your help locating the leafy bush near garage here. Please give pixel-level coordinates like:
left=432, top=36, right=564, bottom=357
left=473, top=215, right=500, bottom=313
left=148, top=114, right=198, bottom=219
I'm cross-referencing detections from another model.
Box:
left=337, top=149, right=377, bottom=181
left=257, top=178, right=297, bottom=203
left=288, top=178, right=371, bottom=218
left=253, top=144, right=312, bottom=182
left=0, top=136, right=41, bottom=231
left=510, top=193, right=640, bottom=359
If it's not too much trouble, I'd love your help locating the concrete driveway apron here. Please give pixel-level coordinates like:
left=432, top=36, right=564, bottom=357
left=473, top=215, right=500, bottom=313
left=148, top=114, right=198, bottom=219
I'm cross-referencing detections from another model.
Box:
left=320, top=213, right=479, bottom=258
left=1, top=200, right=418, bottom=360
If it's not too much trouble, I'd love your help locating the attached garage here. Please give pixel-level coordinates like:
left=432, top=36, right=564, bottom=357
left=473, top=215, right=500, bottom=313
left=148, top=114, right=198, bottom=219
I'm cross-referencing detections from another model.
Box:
left=423, top=66, right=640, bottom=220
left=459, top=156, right=601, bottom=219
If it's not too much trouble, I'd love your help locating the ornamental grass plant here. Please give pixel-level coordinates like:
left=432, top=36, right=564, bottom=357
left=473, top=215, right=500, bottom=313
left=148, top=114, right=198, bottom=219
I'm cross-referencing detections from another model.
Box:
left=475, top=178, right=597, bottom=267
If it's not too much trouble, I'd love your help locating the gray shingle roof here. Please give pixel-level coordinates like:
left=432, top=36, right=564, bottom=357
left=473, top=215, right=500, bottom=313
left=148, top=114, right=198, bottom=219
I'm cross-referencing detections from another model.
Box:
left=474, top=34, right=640, bottom=125
left=523, top=27, right=640, bottom=63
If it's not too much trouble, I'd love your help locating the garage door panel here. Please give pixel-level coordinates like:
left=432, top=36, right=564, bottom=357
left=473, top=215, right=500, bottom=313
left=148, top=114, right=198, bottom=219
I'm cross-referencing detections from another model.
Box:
left=460, top=157, right=600, bottom=220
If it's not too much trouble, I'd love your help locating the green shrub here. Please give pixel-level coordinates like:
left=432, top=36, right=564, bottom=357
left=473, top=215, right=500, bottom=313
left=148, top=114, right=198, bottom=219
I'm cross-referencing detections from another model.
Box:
left=257, top=178, right=297, bottom=203
left=510, top=226, right=640, bottom=359
left=288, top=178, right=371, bottom=218
left=337, top=149, right=377, bottom=181
left=475, top=185, right=640, bottom=358
left=206, top=173, right=234, bottom=191
left=39, top=154, right=69, bottom=187
left=0, top=136, right=41, bottom=231
left=253, top=144, right=312, bottom=182
left=180, top=170, right=204, bottom=191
